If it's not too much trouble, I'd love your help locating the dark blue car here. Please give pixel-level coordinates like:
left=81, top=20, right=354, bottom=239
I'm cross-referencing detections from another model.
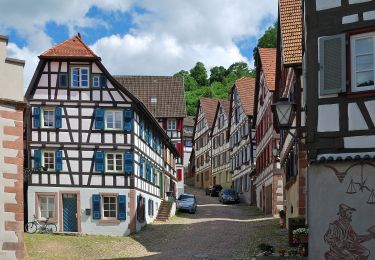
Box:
left=218, top=189, right=240, bottom=204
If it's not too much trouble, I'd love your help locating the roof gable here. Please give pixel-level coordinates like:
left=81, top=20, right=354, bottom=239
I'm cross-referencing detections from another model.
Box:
left=279, top=0, right=303, bottom=65
left=114, top=76, right=186, bottom=118
left=233, top=77, right=256, bottom=116
left=211, top=99, right=230, bottom=135
left=258, top=48, right=277, bottom=91
left=40, top=34, right=97, bottom=58
left=199, top=97, right=222, bottom=129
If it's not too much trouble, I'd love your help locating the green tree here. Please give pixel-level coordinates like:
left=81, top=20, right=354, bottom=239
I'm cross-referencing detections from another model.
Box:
left=190, top=62, right=208, bottom=86
left=174, top=70, right=198, bottom=91
left=253, top=23, right=278, bottom=65
left=226, top=62, right=251, bottom=78
left=209, top=66, right=226, bottom=84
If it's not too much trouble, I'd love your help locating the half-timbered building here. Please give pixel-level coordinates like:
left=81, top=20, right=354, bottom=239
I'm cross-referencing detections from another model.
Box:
left=275, top=0, right=306, bottom=229
left=228, top=77, right=257, bottom=204
left=211, top=100, right=231, bottom=188
left=254, top=49, right=283, bottom=215
left=114, top=76, right=186, bottom=196
left=304, top=0, right=375, bottom=256
left=193, top=97, right=220, bottom=189
left=25, top=35, right=179, bottom=236
left=0, top=35, right=25, bottom=260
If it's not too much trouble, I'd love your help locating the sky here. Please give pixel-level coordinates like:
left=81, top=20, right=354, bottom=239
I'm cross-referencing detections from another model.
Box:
left=0, top=0, right=278, bottom=90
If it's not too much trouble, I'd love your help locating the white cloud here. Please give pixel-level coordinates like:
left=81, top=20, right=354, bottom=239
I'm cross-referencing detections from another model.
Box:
left=0, top=0, right=278, bottom=88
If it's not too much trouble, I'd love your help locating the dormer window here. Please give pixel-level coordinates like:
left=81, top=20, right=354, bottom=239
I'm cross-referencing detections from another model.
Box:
left=71, top=67, right=89, bottom=88
left=151, top=97, right=157, bottom=104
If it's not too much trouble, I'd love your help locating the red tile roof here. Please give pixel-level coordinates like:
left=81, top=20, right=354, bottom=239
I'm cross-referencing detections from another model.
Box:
left=199, top=97, right=223, bottom=129
left=40, top=34, right=97, bottom=58
left=220, top=100, right=230, bottom=118
left=258, top=48, right=277, bottom=91
left=279, top=0, right=303, bottom=65
left=234, top=77, right=256, bottom=116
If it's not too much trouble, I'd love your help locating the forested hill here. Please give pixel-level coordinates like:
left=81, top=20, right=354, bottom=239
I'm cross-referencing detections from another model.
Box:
left=175, top=23, right=277, bottom=116
left=174, top=62, right=254, bottom=116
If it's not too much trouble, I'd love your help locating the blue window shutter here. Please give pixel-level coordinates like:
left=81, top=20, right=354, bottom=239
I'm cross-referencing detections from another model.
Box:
left=55, top=150, right=63, bottom=172
left=123, top=108, right=133, bottom=132
left=152, top=200, right=154, bottom=216
left=95, top=108, right=104, bottom=130
left=92, top=195, right=101, bottom=220
left=34, top=149, right=41, bottom=169
left=124, top=151, right=134, bottom=174
left=139, top=121, right=144, bottom=139
left=159, top=142, right=163, bottom=156
left=139, top=157, right=144, bottom=178
left=118, top=195, right=126, bottom=220
left=153, top=133, right=157, bottom=151
left=55, top=107, right=62, bottom=129
left=100, top=75, right=107, bottom=88
left=33, top=107, right=41, bottom=129
left=95, top=151, right=105, bottom=173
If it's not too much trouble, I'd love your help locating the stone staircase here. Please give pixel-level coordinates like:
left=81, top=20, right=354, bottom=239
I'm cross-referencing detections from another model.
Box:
left=155, top=200, right=173, bottom=222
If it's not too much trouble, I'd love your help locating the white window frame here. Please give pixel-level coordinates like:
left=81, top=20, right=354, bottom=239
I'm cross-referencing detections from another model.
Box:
left=101, top=195, right=117, bottom=220
left=38, top=195, right=56, bottom=220
left=106, top=152, right=123, bottom=172
left=41, top=108, right=55, bottom=128
left=168, top=119, right=176, bottom=130
left=42, top=150, right=55, bottom=171
left=105, top=110, right=123, bottom=130
left=351, top=32, right=375, bottom=92
left=70, top=66, right=90, bottom=88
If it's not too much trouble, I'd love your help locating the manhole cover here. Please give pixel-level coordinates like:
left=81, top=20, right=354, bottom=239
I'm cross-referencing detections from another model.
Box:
left=193, top=253, right=209, bottom=258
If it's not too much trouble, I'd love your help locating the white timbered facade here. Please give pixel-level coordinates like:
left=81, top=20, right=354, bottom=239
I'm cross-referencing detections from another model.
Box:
left=193, top=97, right=219, bottom=189
left=25, top=35, right=178, bottom=236
left=211, top=100, right=231, bottom=188
left=228, top=78, right=257, bottom=205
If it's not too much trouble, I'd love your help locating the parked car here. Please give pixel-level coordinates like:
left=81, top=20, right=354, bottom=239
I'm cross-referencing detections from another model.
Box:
left=205, top=185, right=223, bottom=197
left=218, top=189, right=240, bottom=204
left=176, top=194, right=197, bottom=214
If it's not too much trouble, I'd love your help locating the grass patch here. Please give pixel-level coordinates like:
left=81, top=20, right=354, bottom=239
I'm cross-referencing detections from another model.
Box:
left=25, top=233, right=151, bottom=259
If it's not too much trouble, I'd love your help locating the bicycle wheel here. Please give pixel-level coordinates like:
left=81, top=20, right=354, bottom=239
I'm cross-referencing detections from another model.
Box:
left=25, top=222, right=37, bottom=233
left=46, top=223, right=57, bottom=233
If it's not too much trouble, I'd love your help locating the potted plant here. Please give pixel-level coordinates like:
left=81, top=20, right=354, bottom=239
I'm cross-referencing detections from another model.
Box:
left=293, top=227, right=309, bottom=256
left=279, top=210, right=286, bottom=228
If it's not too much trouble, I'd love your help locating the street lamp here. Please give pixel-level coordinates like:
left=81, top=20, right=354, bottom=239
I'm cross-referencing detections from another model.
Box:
left=272, top=97, right=296, bottom=129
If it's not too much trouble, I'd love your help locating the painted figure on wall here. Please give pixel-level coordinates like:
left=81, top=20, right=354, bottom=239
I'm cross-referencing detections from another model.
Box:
left=324, top=203, right=375, bottom=260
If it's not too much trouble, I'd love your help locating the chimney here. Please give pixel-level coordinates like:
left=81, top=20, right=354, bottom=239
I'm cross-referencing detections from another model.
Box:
left=77, top=33, right=81, bottom=39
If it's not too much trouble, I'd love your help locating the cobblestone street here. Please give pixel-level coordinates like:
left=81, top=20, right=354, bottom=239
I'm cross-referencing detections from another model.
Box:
left=129, top=186, right=288, bottom=260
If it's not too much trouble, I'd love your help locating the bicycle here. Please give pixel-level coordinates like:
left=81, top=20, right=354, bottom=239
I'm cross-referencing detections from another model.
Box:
left=25, top=214, right=57, bottom=234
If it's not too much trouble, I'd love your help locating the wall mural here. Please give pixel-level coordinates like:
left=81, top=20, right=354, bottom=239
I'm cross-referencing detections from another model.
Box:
left=324, top=204, right=375, bottom=259
left=324, top=163, right=375, bottom=260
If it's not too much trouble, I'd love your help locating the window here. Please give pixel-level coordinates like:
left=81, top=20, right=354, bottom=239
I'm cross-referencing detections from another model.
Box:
left=39, top=195, right=55, bottom=219
left=93, top=75, right=100, bottom=88
left=106, top=153, right=123, bottom=172
left=150, top=97, right=157, bottom=104
left=185, top=140, right=192, bottom=147
left=105, top=110, right=123, bottom=130
left=351, top=32, right=375, bottom=92
left=43, top=151, right=55, bottom=171
left=71, top=67, right=89, bottom=88
left=168, top=119, right=176, bottom=130
left=102, top=196, right=117, bottom=218
left=42, top=108, right=55, bottom=128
